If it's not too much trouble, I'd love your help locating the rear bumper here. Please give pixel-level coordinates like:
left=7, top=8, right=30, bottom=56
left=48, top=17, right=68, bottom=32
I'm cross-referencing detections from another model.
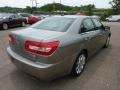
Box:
left=7, top=47, right=69, bottom=80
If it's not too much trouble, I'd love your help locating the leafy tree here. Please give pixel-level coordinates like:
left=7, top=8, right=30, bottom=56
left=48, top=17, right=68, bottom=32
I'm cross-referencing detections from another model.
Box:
left=110, top=0, right=120, bottom=14
left=23, top=6, right=33, bottom=13
left=39, top=3, right=72, bottom=12
left=80, top=4, right=95, bottom=15
left=0, top=6, right=23, bottom=13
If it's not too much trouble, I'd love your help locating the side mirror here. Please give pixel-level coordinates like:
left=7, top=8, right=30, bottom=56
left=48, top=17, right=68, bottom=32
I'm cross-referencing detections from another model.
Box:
left=104, top=26, right=110, bottom=30
left=81, top=27, right=86, bottom=33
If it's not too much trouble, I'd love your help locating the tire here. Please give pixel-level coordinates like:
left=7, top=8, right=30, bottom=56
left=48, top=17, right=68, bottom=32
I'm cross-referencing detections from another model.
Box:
left=2, top=23, right=8, bottom=30
left=118, top=19, right=120, bottom=22
left=21, top=22, right=26, bottom=27
left=103, top=36, right=110, bottom=48
left=72, top=52, right=87, bottom=76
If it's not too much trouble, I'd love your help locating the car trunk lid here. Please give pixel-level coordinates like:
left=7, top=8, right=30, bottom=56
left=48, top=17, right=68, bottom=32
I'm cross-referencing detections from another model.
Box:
left=9, top=28, right=64, bottom=63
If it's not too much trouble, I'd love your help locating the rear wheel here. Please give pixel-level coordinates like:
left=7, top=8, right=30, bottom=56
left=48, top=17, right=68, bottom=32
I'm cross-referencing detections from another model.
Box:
left=2, top=23, right=8, bottom=30
left=21, top=22, right=26, bottom=27
left=72, top=52, right=86, bottom=76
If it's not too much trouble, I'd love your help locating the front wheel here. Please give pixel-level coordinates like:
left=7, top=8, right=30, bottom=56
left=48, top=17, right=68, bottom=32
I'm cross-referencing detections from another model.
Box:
left=104, top=36, right=110, bottom=48
left=72, top=52, right=86, bottom=76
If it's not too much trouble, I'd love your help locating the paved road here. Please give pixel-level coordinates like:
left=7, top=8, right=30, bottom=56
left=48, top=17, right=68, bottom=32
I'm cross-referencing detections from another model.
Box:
left=0, top=22, right=120, bottom=90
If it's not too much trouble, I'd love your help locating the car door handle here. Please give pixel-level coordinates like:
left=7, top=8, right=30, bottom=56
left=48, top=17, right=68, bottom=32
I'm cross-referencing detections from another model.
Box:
left=84, top=37, right=91, bottom=40
left=98, top=33, right=103, bottom=36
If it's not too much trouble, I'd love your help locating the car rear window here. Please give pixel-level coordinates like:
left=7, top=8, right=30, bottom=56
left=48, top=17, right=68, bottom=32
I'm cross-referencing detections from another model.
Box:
left=31, top=17, right=75, bottom=32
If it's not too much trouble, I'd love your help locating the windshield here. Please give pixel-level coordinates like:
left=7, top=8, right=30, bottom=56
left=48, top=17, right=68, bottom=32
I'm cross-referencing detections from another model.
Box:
left=31, top=17, right=75, bottom=32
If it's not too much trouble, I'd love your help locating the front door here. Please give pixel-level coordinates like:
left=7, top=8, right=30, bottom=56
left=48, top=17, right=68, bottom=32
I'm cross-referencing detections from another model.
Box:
left=80, top=18, right=101, bottom=55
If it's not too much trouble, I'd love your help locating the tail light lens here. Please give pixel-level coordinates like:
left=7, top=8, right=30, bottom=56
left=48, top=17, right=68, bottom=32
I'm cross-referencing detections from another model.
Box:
left=24, top=41, right=60, bottom=56
left=9, top=34, right=16, bottom=45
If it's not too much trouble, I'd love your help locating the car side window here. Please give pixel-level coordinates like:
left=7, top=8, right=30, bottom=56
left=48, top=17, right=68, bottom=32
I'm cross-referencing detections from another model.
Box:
left=14, top=15, right=19, bottom=18
left=21, top=14, right=31, bottom=17
left=10, top=15, right=16, bottom=19
left=81, top=18, right=95, bottom=33
left=92, top=19, right=103, bottom=30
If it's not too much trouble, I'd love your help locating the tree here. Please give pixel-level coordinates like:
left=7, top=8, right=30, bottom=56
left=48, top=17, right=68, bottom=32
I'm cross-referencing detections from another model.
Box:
left=24, top=6, right=33, bottom=13
left=110, top=0, right=120, bottom=14
left=87, top=4, right=95, bottom=15
left=40, top=3, right=72, bottom=12
left=80, top=4, right=95, bottom=15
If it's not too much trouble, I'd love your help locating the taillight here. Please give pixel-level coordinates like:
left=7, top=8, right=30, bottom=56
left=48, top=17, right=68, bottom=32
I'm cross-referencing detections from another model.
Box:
left=24, top=41, right=60, bottom=56
left=9, top=34, right=16, bottom=45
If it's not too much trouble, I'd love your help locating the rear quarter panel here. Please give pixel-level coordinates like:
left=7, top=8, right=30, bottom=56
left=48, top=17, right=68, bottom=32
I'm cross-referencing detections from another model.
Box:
left=55, top=33, right=89, bottom=73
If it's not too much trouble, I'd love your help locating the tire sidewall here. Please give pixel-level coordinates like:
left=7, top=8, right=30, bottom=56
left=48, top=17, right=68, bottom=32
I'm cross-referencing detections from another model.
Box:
left=21, top=22, right=25, bottom=27
left=2, top=23, right=8, bottom=30
left=72, top=52, right=87, bottom=76
left=104, top=36, right=110, bottom=48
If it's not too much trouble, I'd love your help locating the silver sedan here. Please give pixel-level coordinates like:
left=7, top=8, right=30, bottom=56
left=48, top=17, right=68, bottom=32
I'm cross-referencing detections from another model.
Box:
left=7, top=15, right=111, bottom=80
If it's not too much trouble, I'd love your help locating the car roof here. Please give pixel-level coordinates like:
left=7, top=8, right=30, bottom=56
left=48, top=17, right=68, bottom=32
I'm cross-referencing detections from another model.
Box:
left=53, top=15, right=90, bottom=19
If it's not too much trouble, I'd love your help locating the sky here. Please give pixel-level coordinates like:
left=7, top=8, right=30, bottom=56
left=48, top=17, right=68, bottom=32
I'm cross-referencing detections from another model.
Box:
left=0, top=0, right=112, bottom=8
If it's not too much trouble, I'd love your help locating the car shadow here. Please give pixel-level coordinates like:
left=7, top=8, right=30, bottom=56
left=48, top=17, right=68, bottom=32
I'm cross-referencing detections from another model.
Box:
left=9, top=46, right=112, bottom=90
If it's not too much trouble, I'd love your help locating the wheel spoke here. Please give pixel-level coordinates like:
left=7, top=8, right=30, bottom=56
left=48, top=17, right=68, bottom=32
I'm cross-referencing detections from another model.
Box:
left=76, top=54, right=86, bottom=74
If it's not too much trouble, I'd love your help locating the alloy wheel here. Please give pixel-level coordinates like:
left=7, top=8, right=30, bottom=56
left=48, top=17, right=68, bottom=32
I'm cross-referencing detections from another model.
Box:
left=75, top=54, right=86, bottom=74
left=3, top=23, right=8, bottom=30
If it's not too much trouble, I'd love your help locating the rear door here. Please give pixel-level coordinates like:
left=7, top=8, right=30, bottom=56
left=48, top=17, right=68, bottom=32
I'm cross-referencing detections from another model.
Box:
left=9, top=15, right=20, bottom=26
left=14, top=14, right=22, bottom=26
left=8, top=15, right=16, bottom=27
